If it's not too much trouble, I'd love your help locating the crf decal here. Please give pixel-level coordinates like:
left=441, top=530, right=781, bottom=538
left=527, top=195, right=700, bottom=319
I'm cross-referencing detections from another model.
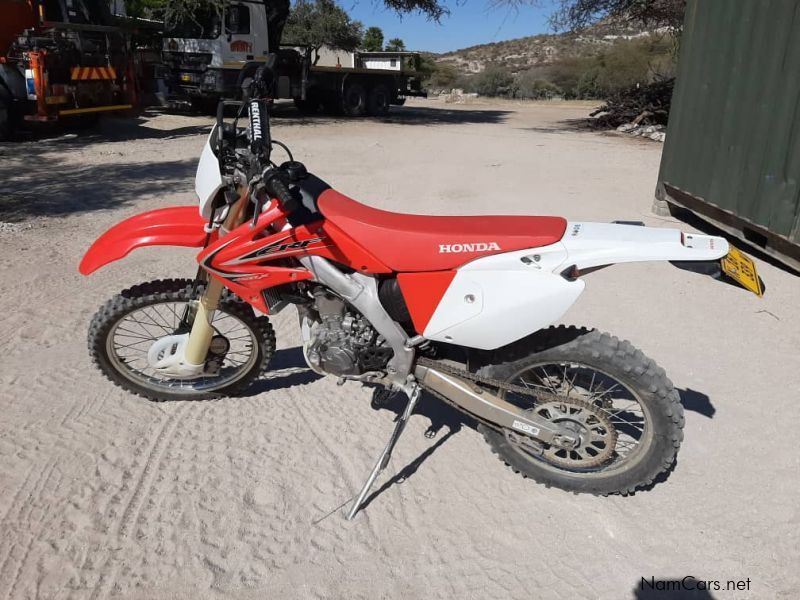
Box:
left=439, top=242, right=501, bottom=254
left=230, top=40, right=252, bottom=53
left=242, top=237, right=325, bottom=261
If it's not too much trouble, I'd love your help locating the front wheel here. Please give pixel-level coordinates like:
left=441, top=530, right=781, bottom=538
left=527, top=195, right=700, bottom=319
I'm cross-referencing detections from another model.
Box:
left=477, top=326, right=684, bottom=495
left=88, top=279, right=275, bottom=401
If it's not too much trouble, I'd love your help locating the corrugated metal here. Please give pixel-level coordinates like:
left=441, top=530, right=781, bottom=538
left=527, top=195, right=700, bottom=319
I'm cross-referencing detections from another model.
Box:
left=657, top=0, right=800, bottom=268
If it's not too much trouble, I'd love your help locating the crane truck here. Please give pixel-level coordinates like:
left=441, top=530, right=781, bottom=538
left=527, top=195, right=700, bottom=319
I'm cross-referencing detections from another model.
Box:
left=0, top=0, right=142, bottom=139
left=160, top=0, right=426, bottom=116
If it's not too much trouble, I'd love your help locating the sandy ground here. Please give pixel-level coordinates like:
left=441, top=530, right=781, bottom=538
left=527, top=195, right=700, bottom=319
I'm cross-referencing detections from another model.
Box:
left=0, top=98, right=798, bottom=600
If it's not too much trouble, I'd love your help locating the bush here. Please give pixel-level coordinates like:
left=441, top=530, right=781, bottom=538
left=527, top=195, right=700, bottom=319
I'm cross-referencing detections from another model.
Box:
left=540, top=35, right=675, bottom=99
left=514, top=71, right=563, bottom=100
left=426, top=62, right=460, bottom=90
left=473, top=65, right=515, bottom=97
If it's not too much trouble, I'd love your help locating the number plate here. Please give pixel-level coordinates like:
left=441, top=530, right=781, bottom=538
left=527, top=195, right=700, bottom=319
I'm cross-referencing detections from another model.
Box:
left=721, top=246, right=763, bottom=296
left=180, top=74, right=192, bottom=82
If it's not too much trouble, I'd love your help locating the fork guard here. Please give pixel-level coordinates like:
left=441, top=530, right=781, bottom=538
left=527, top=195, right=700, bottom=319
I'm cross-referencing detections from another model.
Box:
left=79, top=206, right=208, bottom=275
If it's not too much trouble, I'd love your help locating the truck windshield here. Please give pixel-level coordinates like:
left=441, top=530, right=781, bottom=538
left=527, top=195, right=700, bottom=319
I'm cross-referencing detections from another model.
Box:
left=164, top=6, right=221, bottom=39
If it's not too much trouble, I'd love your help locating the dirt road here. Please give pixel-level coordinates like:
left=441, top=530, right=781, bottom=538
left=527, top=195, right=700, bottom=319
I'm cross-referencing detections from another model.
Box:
left=1, top=99, right=798, bottom=599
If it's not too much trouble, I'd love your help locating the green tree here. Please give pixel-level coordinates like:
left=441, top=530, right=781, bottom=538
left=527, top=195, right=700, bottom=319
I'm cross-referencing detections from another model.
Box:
left=514, top=70, right=563, bottom=99
left=283, top=0, right=363, bottom=64
left=363, top=26, right=384, bottom=51
left=419, top=59, right=460, bottom=90
left=551, top=0, right=686, bottom=31
left=385, top=37, right=406, bottom=51
left=474, top=65, right=515, bottom=98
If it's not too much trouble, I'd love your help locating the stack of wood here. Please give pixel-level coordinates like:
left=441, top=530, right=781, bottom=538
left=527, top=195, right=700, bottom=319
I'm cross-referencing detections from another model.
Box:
left=589, top=78, right=675, bottom=129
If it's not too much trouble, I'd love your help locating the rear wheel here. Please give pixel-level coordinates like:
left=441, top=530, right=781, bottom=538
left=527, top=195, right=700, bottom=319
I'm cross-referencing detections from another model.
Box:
left=88, top=279, right=275, bottom=401
left=341, top=81, right=367, bottom=117
left=367, top=84, right=391, bottom=116
left=0, top=97, right=15, bottom=140
left=477, top=326, right=684, bottom=495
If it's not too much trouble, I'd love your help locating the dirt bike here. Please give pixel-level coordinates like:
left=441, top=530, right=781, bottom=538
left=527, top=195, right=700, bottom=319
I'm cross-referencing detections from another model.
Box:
left=79, top=57, right=763, bottom=519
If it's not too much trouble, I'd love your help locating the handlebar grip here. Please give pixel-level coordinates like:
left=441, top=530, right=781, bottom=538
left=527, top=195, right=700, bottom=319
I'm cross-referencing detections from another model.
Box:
left=264, top=173, right=299, bottom=213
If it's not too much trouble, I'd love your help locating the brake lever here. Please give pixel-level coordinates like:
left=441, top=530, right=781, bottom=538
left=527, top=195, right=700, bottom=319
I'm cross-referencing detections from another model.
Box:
left=250, top=183, right=266, bottom=229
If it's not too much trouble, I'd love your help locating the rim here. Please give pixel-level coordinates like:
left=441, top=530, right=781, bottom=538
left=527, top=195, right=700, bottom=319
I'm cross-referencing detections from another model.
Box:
left=502, top=361, right=654, bottom=476
left=106, top=300, right=259, bottom=395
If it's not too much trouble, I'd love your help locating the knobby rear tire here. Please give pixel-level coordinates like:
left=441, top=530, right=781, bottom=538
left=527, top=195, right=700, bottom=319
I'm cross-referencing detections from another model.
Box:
left=88, top=279, right=275, bottom=402
left=477, top=325, right=684, bottom=495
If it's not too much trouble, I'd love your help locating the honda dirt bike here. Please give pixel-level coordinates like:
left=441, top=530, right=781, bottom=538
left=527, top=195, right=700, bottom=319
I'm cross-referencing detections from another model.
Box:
left=80, top=58, right=763, bottom=519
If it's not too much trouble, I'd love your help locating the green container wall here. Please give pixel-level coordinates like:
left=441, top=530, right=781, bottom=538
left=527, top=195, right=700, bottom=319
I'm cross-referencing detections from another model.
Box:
left=657, top=0, right=800, bottom=267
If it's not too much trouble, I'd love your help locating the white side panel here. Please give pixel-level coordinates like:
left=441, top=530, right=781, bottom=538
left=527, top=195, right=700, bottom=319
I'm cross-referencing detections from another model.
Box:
left=196, top=129, right=224, bottom=219
left=423, top=244, right=584, bottom=350
left=562, top=222, right=729, bottom=269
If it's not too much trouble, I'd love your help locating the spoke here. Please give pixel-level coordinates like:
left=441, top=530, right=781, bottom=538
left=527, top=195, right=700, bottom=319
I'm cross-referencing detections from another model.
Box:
left=566, top=367, right=579, bottom=394
left=124, top=312, right=166, bottom=335
left=588, top=371, right=597, bottom=395
left=536, top=366, right=560, bottom=394
left=113, top=327, right=156, bottom=341
left=605, top=400, right=642, bottom=417
left=114, top=339, right=153, bottom=351
left=149, top=304, right=174, bottom=330
left=133, top=307, right=172, bottom=335
left=610, top=413, right=645, bottom=429
left=597, top=382, right=621, bottom=400
left=163, top=303, right=185, bottom=328
left=143, top=306, right=174, bottom=333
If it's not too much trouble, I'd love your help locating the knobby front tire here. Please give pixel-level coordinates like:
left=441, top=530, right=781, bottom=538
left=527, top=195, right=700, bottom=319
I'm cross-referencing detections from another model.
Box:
left=88, top=279, right=275, bottom=401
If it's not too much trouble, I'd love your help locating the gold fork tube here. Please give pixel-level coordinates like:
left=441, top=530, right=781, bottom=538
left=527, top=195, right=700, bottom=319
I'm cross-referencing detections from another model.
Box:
left=183, top=187, right=249, bottom=366
left=184, top=277, right=224, bottom=365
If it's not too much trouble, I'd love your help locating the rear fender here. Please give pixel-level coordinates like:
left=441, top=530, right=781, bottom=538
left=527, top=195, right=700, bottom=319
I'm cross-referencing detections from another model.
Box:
left=560, top=222, right=728, bottom=271
left=417, top=222, right=730, bottom=350
left=79, top=206, right=207, bottom=275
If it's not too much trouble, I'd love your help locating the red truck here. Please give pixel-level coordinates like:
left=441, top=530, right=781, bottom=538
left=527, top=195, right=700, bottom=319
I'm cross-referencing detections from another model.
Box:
left=0, top=0, right=138, bottom=138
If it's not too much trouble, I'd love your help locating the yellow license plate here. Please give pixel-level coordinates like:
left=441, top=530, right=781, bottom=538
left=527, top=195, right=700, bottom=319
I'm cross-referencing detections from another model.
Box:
left=721, top=246, right=763, bottom=296
left=180, top=74, right=192, bottom=82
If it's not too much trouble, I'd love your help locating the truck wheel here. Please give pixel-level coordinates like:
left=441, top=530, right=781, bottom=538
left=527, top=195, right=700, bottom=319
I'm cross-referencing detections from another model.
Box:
left=0, top=98, right=12, bottom=141
left=294, top=97, right=320, bottom=115
left=367, top=84, right=391, bottom=117
left=341, top=81, right=366, bottom=117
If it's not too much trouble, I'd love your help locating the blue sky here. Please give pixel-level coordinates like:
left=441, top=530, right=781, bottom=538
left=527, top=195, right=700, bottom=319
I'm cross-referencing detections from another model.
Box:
left=344, top=0, right=559, bottom=53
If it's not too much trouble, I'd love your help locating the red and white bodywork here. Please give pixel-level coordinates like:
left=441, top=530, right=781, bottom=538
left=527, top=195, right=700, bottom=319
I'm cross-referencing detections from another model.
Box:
left=81, top=130, right=729, bottom=353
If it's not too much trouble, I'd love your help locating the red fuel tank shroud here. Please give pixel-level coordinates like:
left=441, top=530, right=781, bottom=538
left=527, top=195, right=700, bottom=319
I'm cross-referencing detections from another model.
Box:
left=397, top=271, right=457, bottom=334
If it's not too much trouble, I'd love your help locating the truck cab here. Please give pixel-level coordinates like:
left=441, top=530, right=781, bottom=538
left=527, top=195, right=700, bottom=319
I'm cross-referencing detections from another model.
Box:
left=161, top=1, right=273, bottom=105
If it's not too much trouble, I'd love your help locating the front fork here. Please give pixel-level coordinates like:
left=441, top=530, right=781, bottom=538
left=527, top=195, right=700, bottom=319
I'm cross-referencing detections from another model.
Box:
left=184, top=277, right=225, bottom=365
left=183, top=188, right=249, bottom=367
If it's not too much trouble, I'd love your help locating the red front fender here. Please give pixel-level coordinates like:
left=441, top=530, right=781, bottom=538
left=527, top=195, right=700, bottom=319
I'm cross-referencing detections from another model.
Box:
left=79, top=206, right=207, bottom=275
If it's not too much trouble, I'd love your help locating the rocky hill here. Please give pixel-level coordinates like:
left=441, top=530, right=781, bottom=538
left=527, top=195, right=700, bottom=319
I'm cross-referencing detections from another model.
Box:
left=436, top=21, right=663, bottom=75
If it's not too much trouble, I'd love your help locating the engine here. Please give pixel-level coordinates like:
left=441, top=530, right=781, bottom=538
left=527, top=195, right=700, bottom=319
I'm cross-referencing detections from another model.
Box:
left=303, top=289, right=394, bottom=377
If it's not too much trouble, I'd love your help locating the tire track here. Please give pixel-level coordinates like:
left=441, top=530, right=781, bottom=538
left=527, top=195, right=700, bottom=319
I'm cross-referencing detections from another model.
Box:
left=86, top=403, right=189, bottom=600
left=1, top=458, right=59, bottom=600
left=116, top=403, right=188, bottom=538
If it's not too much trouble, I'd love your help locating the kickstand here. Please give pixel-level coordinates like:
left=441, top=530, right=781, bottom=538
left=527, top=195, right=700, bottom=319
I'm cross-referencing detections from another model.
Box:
left=346, top=385, right=422, bottom=521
